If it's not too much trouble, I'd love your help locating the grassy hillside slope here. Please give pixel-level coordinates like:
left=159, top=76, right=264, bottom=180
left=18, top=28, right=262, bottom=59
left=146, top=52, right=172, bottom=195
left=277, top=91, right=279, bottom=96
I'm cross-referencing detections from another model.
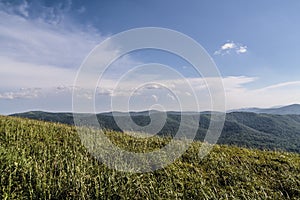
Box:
left=1, top=116, right=300, bottom=199
left=12, top=111, right=300, bottom=153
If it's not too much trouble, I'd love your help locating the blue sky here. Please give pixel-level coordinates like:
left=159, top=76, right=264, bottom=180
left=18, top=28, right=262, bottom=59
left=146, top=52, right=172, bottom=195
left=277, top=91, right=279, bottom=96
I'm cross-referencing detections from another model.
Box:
left=0, top=0, right=300, bottom=114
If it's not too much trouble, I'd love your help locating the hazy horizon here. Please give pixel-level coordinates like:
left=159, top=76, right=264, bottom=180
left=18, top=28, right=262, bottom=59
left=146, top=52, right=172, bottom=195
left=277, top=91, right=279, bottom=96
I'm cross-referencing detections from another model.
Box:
left=1, top=1, right=300, bottom=114
left=3, top=103, right=300, bottom=116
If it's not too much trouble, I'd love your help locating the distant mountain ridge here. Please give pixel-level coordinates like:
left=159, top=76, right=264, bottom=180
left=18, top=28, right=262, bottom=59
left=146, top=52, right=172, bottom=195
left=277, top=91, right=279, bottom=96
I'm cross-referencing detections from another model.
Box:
left=229, top=104, right=300, bottom=115
left=10, top=109, right=300, bottom=153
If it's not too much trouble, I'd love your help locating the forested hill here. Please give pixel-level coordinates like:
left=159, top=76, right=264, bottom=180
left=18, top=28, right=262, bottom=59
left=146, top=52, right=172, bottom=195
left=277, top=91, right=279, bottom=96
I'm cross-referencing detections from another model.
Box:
left=11, top=111, right=300, bottom=153
left=230, top=104, right=300, bottom=115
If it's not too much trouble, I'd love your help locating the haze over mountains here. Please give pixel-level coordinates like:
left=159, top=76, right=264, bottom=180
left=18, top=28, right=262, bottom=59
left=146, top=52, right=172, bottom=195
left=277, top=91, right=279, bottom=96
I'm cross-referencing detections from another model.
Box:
left=229, top=104, right=300, bottom=115
left=10, top=104, right=300, bottom=153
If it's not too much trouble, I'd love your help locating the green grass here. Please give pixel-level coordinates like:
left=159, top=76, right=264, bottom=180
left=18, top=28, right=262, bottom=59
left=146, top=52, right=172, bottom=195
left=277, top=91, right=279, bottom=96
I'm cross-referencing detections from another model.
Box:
left=0, top=116, right=300, bottom=199
left=12, top=111, right=300, bottom=153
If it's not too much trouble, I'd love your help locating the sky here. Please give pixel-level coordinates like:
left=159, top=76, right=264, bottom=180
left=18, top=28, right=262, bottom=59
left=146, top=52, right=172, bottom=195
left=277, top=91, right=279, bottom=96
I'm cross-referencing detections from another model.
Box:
left=1, top=0, right=300, bottom=114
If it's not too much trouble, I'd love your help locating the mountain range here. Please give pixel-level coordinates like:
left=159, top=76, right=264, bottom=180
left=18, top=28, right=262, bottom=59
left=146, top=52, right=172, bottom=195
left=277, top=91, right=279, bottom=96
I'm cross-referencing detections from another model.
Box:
left=10, top=104, right=300, bottom=153
left=229, top=104, right=300, bottom=115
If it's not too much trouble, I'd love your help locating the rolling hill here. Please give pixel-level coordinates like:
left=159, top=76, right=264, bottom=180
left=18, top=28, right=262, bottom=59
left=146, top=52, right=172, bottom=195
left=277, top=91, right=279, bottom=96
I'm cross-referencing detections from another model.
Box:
left=1, top=115, right=299, bottom=199
left=11, top=110, right=300, bottom=153
left=230, top=104, right=300, bottom=115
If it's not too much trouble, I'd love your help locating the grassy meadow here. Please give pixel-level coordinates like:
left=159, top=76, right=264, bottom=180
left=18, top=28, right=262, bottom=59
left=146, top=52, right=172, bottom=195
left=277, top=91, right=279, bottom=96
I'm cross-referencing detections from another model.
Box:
left=0, top=115, right=300, bottom=199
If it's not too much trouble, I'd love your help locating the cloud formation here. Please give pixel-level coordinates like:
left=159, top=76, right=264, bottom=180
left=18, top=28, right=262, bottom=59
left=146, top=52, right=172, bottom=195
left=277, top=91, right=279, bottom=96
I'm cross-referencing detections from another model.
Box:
left=0, top=88, right=41, bottom=100
left=1, top=74, right=300, bottom=113
left=0, top=1, right=140, bottom=94
left=0, top=9, right=103, bottom=68
left=214, top=41, right=247, bottom=55
left=0, top=2, right=299, bottom=114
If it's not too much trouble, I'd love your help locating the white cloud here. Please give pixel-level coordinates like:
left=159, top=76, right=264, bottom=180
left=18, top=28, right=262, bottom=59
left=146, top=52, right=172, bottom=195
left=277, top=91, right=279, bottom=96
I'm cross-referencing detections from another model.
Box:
left=0, top=2, right=141, bottom=96
left=0, top=2, right=299, bottom=113
left=221, top=42, right=236, bottom=50
left=214, top=41, right=247, bottom=55
left=0, top=1, right=113, bottom=95
left=95, top=76, right=300, bottom=112
left=256, top=81, right=300, bottom=91
left=236, top=45, right=247, bottom=54
left=0, top=0, right=29, bottom=18
left=0, top=56, right=77, bottom=88
left=0, top=2, right=143, bottom=114
left=17, top=1, right=29, bottom=17
left=1, top=73, right=300, bottom=113
left=0, top=10, right=103, bottom=68
left=167, top=93, right=176, bottom=101
left=185, top=92, right=192, bottom=96
left=224, top=79, right=300, bottom=110
left=0, top=0, right=73, bottom=25
left=152, top=94, right=158, bottom=102
left=144, top=84, right=162, bottom=90
left=0, top=88, right=41, bottom=100
left=222, top=76, right=257, bottom=92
